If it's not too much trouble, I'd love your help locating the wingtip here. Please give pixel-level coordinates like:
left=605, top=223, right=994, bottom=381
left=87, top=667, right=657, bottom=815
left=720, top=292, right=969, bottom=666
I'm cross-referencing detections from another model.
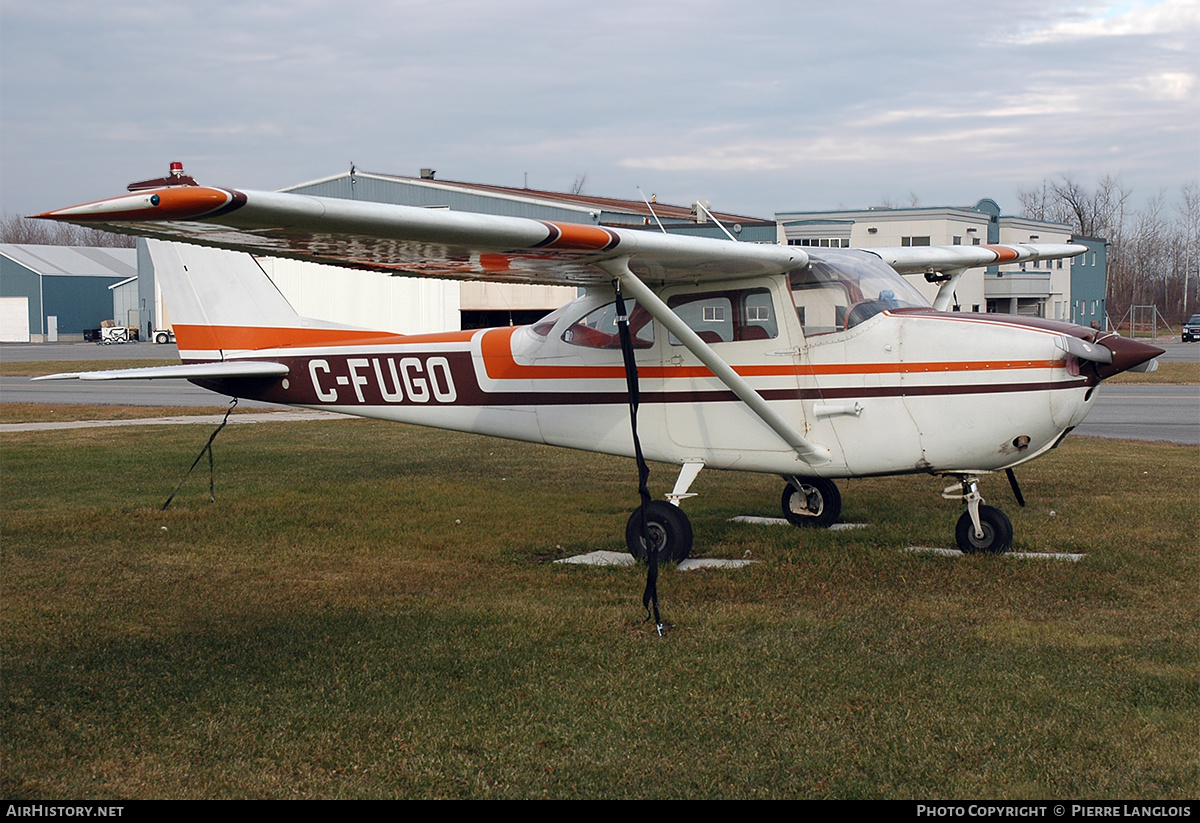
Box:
left=32, top=187, right=245, bottom=223
left=30, top=372, right=83, bottom=381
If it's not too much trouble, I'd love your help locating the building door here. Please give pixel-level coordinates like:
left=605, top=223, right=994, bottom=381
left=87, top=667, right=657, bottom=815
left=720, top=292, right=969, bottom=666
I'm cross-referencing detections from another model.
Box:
left=0, top=297, right=30, bottom=342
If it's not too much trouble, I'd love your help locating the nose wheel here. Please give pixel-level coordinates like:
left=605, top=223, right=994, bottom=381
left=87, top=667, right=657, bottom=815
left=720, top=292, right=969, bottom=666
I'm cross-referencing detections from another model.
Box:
left=944, top=477, right=1013, bottom=554
left=954, top=505, right=1013, bottom=554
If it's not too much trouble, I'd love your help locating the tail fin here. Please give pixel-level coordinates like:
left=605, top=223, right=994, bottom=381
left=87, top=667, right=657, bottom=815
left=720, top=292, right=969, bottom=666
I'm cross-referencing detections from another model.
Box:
left=148, top=240, right=386, bottom=360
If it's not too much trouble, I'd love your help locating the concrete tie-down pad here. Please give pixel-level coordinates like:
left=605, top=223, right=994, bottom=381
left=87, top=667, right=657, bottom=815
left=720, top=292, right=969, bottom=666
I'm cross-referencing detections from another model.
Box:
left=554, top=551, right=757, bottom=570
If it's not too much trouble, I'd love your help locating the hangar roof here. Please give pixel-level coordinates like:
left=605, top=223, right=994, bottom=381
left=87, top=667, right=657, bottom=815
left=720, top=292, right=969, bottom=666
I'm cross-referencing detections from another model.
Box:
left=0, top=244, right=137, bottom=278
left=283, top=170, right=770, bottom=227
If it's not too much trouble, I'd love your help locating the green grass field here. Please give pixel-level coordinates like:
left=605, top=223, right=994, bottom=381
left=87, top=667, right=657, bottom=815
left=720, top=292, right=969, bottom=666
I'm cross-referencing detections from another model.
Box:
left=2, top=416, right=1197, bottom=799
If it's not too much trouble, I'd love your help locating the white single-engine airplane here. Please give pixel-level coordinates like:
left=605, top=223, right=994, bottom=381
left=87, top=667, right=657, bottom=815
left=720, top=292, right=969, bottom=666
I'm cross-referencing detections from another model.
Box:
left=35, top=165, right=1163, bottom=559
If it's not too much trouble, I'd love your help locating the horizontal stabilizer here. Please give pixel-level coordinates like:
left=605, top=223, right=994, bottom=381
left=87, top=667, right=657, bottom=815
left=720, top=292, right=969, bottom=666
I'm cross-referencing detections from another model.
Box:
left=33, top=361, right=289, bottom=382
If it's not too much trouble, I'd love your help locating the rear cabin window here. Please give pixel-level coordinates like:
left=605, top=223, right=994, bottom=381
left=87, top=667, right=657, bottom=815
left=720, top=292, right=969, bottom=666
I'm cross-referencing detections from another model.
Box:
left=666, top=287, right=777, bottom=345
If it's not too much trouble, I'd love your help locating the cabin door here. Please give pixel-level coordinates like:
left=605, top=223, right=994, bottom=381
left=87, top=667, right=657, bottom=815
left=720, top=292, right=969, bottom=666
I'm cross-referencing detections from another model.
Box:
left=659, top=277, right=808, bottom=470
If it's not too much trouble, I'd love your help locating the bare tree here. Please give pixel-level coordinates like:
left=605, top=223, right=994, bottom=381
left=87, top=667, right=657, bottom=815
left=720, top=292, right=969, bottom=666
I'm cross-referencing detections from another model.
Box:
left=1042, top=174, right=1131, bottom=238
left=0, top=213, right=135, bottom=247
left=1017, top=175, right=1200, bottom=325
left=1017, top=180, right=1075, bottom=226
left=570, top=174, right=587, bottom=196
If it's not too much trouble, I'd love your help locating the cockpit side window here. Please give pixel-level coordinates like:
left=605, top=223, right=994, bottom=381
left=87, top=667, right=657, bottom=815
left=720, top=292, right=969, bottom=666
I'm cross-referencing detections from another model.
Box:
left=790, top=265, right=852, bottom=335
left=562, top=301, right=654, bottom=349
left=666, top=287, right=778, bottom=345
left=530, top=305, right=569, bottom=337
left=790, top=249, right=930, bottom=336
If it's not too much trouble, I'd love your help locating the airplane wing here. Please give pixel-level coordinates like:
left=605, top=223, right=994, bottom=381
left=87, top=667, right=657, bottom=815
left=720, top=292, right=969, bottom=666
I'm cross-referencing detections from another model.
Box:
left=36, top=185, right=808, bottom=286
left=864, top=243, right=1084, bottom=274
left=33, top=361, right=289, bottom=382
left=861, top=243, right=1086, bottom=311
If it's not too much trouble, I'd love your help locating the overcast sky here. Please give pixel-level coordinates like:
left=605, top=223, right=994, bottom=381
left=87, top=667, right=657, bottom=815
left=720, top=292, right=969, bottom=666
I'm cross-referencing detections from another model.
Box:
left=2, top=0, right=1197, bottom=220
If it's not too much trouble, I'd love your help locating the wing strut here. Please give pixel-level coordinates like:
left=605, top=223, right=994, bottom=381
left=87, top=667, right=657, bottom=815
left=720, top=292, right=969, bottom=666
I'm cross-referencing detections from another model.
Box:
left=930, top=268, right=968, bottom=312
left=600, top=259, right=831, bottom=467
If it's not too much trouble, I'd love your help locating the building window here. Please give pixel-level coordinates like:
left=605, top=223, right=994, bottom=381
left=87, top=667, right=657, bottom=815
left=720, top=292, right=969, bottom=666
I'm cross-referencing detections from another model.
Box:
left=667, top=287, right=777, bottom=345
left=901, top=236, right=931, bottom=246
left=790, top=238, right=850, bottom=248
left=745, top=304, right=770, bottom=322
left=953, top=236, right=962, bottom=245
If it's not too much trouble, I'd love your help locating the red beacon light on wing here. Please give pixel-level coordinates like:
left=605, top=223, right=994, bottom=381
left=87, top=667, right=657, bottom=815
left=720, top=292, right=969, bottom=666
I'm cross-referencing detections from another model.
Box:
left=127, top=161, right=199, bottom=192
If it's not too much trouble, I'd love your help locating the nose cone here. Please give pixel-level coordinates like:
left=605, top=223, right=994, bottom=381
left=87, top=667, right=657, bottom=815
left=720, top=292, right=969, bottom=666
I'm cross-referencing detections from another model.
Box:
left=1096, top=335, right=1164, bottom=379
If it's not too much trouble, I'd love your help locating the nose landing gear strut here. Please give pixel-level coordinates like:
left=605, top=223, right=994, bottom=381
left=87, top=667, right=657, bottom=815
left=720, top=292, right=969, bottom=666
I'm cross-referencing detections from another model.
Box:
left=943, top=476, right=1014, bottom=554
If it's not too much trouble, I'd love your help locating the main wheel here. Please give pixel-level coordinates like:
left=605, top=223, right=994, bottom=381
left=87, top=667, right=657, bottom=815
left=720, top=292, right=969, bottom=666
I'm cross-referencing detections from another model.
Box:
left=781, top=478, right=841, bottom=528
left=626, top=501, right=693, bottom=563
left=955, top=505, right=1013, bottom=554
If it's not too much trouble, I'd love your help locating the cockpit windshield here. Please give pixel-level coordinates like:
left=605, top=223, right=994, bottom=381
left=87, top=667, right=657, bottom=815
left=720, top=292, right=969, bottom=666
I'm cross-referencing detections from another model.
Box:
left=789, top=248, right=930, bottom=336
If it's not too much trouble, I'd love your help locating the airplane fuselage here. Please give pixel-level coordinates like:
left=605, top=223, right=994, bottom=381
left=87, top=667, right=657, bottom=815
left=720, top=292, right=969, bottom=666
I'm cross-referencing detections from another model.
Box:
left=195, top=271, right=1100, bottom=480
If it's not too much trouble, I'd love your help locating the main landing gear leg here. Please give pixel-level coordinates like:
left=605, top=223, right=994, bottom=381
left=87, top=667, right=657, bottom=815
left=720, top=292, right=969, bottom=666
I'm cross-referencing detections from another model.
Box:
left=625, top=462, right=701, bottom=563
left=942, top=476, right=1013, bottom=554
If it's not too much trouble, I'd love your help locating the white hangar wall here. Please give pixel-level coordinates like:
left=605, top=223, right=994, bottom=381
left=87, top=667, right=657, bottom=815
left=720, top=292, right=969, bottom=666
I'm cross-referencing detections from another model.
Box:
left=255, top=257, right=461, bottom=335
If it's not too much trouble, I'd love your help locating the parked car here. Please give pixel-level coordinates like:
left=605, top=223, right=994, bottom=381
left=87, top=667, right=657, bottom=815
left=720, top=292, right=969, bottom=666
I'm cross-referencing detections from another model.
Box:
left=1183, top=314, right=1200, bottom=343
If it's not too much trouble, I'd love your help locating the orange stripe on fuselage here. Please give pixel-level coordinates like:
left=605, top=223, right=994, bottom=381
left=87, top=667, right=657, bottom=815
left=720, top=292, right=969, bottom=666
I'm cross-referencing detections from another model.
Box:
left=479, top=327, right=1062, bottom=382
left=174, top=324, right=476, bottom=353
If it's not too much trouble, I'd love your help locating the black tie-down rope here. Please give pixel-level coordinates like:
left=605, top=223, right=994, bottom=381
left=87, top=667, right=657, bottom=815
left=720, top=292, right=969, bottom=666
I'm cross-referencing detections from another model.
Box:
left=613, top=279, right=664, bottom=635
left=161, top=398, right=238, bottom=510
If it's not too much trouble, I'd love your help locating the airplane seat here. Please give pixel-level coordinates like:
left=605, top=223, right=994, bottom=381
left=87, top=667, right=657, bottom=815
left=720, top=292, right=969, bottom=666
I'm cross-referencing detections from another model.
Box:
left=565, top=325, right=617, bottom=348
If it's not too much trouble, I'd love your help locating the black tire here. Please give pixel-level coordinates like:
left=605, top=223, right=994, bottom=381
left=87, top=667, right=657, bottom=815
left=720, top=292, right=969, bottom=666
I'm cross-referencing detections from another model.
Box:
left=625, top=501, right=693, bottom=563
left=955, top=505, right=1013, bottom=554
left=781, top=478, right=841, bottom=528
left=155, top=332, right=169, bottom=344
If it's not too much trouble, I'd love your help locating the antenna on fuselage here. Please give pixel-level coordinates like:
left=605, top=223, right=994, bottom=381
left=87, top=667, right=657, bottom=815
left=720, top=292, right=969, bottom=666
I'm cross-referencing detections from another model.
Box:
left=693, top=200, right=739, bottom=242
left=637, top=187, right=668, bottom=234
